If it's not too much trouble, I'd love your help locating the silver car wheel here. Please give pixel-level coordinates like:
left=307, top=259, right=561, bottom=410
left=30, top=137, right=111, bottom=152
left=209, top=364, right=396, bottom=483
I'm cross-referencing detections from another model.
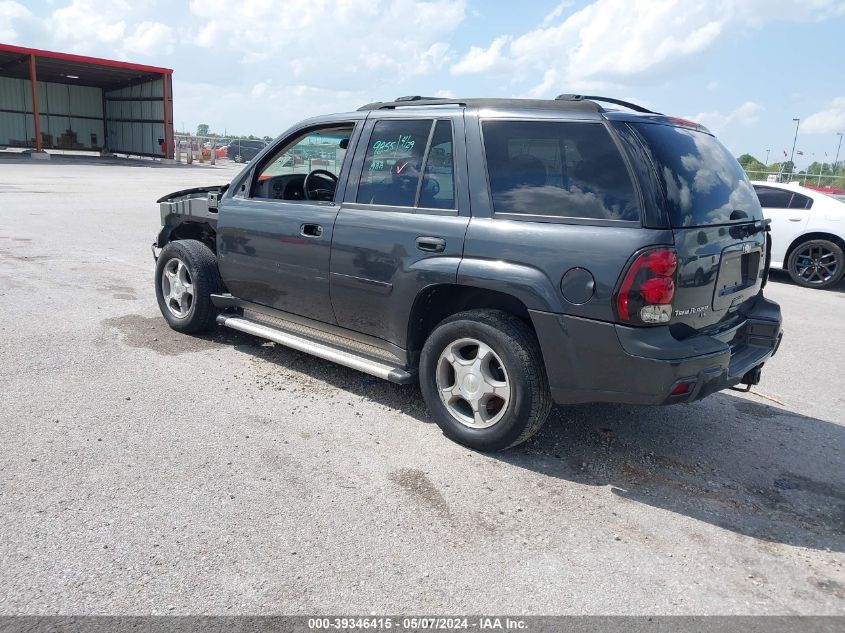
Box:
left=435, top=337, right=511, bottom=429
left=160, top=257, right=195, bottom=319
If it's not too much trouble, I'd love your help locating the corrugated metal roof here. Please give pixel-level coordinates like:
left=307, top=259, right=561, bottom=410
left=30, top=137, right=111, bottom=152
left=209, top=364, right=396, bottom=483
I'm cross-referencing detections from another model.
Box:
left=0, top=43, right=171, bottom=89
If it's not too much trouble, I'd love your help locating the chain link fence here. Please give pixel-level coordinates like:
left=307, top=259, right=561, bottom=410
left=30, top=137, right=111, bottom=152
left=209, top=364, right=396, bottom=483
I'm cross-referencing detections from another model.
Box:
left=744, top=169, right=845, bottom=195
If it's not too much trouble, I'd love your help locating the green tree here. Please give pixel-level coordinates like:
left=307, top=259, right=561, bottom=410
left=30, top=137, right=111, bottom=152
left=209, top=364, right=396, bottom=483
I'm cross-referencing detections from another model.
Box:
left=744, top=159, right=767, bottom=177
left=780, top=160, right=796, bottom=179
left=196, top=123, right=210, bottom=137
left=800, top=161, right=845, bottom=187
left=737, top=153, right=760, bottom=169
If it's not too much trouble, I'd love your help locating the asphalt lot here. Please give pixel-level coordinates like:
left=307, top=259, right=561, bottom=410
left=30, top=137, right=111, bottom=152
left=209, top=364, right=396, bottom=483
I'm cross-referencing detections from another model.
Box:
left=0, top=155, right=843, bottom=615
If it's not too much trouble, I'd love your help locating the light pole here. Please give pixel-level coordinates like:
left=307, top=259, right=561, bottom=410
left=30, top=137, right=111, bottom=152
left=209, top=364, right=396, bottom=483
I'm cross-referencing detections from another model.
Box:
left=789, top=118, right=800, bottom=175
left=765, top=148, right=770, bottom=166
left=834, top=132, right=843, bottom=174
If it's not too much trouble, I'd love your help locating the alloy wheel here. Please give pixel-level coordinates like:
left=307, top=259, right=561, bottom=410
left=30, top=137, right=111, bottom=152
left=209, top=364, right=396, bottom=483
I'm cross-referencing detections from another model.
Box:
left=435, top=337, right=511, bottom=429
left=161, top=257, right=195, bottom=318
left=795, top=244, right=840, bottom=285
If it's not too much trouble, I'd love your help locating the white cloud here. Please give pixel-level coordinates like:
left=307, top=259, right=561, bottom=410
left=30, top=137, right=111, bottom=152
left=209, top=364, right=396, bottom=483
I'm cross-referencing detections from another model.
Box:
left=174, top=79, right=370, bottom=137
left=0, top=0, right=31, bottom=40
left=192, top=21, right=218, bottom=48
left=451, top=35, right=512, bottom=75
left=188, top=0, right=465, bottom=83
left=449, top=0, right=845, bottom=95
left=251, top=81, right=270, bottom=98
left=124, top=21, right=174, bottom=56
left=50, top=0, right=127, bottom=52
left=542, top=1, right=573, bottom=27
left=44, top=0, right=176, bottom=58
left=692, top=101, right=764, bottom=132
left=803, top=97, right=845, bottom=134
left=417, top=42, right=454, bottom=74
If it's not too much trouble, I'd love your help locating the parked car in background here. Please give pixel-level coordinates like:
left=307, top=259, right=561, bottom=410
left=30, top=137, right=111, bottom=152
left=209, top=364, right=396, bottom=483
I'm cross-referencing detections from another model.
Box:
left=752, top=181, right=845, bottom=288
left=226, top=139, right=267, bottom=163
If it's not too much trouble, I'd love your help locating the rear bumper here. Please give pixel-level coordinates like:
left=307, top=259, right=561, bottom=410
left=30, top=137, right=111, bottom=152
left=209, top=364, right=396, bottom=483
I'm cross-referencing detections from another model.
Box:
left=530, top=293, right=783, bottom=406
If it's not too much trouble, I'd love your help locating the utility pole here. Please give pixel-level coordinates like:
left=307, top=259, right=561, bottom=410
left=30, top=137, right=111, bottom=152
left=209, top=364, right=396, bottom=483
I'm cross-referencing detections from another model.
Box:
left=765, top=148, right=770, bottom=166
left=834, top=132, right=843, bottom=175
left=789, top=118, right=800, bottom=176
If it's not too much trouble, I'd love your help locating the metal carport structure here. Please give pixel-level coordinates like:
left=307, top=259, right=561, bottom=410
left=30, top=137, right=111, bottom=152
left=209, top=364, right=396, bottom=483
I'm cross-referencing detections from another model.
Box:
left=0, top=43, right=174, bottom=158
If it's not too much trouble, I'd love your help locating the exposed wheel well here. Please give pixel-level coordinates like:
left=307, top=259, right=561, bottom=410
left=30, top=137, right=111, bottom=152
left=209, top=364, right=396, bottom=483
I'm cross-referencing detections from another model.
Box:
left=783, top=232, right=845, bottom=268
left=162, top=222, right=217, bottom=254
left=407, top=284, right=534, bottom=360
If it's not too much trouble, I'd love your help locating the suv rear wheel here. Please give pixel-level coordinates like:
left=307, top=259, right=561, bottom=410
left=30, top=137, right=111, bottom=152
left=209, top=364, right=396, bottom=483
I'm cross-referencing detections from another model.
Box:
left=419, top=309, right=552, bottom=452
left=155, top=239, right=223, bottom=333
left=787, top=238, right=844, bottom=289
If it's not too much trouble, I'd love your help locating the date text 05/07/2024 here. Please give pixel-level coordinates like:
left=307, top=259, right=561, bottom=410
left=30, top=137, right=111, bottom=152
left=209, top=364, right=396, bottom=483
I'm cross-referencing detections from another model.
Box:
left=307, top=616, right=528, bottom=630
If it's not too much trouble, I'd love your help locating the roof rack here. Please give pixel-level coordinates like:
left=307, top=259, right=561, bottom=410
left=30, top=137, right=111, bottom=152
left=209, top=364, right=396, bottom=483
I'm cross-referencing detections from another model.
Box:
left=555, top=94, right=661, bottom=115
left=358, top=97, right=467, bottom=111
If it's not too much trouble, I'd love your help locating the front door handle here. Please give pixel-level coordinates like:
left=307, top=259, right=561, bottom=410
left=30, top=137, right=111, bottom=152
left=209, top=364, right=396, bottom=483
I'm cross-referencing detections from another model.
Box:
left=301, top=223, right=323, bottom=237
left=416, top=236, right=446, bottom=253
left=788, top=218, right=802, bottom=222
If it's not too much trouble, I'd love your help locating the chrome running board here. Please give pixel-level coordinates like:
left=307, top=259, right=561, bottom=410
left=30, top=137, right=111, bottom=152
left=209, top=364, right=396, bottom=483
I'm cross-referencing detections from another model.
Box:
left=217, top=314, right=416, bottom=385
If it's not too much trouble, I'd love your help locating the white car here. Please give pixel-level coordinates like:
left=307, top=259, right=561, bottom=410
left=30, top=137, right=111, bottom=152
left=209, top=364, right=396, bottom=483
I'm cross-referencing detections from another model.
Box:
left=752, top=181, right=845, bottom=289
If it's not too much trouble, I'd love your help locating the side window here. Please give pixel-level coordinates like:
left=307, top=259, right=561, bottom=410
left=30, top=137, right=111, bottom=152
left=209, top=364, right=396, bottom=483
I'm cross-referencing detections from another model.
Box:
left=356, top=119, right=433, bottom=207
left=482, top=120, right=640, bottom=221
left=419, top=120, right=455, bottom=209
left=754, top=186, right=793, bottom=209
left=788, top=192, right=813, bottom=209
left=253, top=125, right=354, bottom=201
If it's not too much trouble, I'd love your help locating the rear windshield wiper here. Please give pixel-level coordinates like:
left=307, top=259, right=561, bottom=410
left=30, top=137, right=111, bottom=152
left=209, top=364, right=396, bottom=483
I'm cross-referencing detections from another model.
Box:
left=746, top=217, right=771, bottom=235
left=729, top=217, right=771, bottom=239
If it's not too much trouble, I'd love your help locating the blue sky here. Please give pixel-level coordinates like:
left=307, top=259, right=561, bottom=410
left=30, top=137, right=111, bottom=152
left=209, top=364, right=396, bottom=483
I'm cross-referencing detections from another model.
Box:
left=3, top=0, right=845, bottom=168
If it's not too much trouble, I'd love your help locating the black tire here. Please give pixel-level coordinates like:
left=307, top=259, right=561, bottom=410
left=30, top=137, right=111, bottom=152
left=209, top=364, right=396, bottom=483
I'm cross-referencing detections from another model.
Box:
left=419, top=309, right=552, bottom=452
left=234, top=154, right=244, bottom=163
left=787, top=238, right=845, bottom=289
left=155, top=239, right=223, bottom=333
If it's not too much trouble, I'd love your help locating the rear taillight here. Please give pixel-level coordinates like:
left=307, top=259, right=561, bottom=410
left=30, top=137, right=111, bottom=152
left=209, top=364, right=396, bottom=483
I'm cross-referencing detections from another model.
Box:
left=615, top=247, right=678, bottom=325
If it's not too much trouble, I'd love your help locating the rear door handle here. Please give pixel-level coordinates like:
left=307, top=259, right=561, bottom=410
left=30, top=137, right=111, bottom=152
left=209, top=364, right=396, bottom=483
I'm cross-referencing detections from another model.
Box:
left=416, top=236, right=446, bottom=252
left=301, top=223, right=323, bottom=237
left=788, top=218, right=802, bottom=222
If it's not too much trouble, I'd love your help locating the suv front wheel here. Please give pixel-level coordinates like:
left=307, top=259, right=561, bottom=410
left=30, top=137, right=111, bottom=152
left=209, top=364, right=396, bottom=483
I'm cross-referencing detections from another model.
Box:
left=155, top=239, right=223, bottom=333
left=419, top=309, right=552, bottom=452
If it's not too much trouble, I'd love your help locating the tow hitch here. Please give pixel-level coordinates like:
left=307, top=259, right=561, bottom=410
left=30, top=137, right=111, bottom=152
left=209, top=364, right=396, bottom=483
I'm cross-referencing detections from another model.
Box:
left=731, top=365, right=763, bottom=393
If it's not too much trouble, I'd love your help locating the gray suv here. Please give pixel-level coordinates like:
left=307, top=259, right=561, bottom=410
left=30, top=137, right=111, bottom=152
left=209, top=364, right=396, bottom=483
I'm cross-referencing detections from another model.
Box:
left=153, top=95, right=783, bottom=451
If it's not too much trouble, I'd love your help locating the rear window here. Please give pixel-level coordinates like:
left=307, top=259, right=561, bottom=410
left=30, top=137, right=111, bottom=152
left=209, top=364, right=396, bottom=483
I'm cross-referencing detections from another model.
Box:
left=789, top=192, right=813, bottom=209
left=754, top=185, right=794, bottom=209
left=481, top=120, right=640, bottom=222
left=630, top=122, right=762, bottom=227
